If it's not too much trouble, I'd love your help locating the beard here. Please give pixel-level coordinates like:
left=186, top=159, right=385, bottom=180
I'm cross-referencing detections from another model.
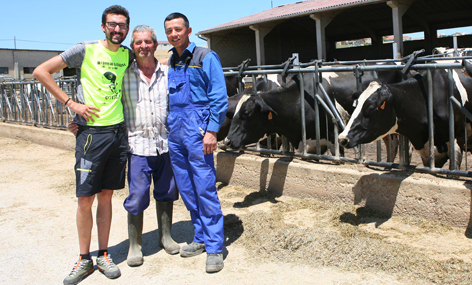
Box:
left=138, top=49, right=153, bottom=58
left=107, top=31, right=126, bottom=45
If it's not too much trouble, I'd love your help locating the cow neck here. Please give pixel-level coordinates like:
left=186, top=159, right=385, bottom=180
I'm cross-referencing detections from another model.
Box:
left=389, top=77, right=430, bottom=150
left=258, top=80, right=306, bottom=146
left=258, top=80, right=300, bottom=116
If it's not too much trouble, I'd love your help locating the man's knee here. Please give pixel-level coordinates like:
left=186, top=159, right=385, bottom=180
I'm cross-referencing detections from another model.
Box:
left=77, top=195, right=95, bottom=212
left=97, top=189, right=114, bottom=203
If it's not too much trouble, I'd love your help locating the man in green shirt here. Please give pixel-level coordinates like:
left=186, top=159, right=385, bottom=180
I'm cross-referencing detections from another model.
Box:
left=33, top=5, right=133, bottom=284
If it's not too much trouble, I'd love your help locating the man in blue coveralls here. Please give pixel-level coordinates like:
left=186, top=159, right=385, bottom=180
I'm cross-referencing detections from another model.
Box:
left=164, top=12, right=228, bottom=273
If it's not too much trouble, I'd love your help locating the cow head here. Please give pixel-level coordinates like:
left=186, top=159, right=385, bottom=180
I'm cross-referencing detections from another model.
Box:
left=224, top=94, right=277, bottom=149
left=338, top=81, right=398, bottom=148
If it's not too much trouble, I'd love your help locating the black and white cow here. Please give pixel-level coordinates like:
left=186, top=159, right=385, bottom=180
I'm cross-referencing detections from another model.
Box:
left=225, top=75, right=242, bottom=97
left=218, top=75, right=283, bottom=141
left=286, top=64, right=407, bottom=158
left=224, top=75, right=338, bottom=153
left=223, top=65, right=407, bottom=154
left=324, top=66, right=410, bottom=160
left=338, top=68, right=472, bottom=168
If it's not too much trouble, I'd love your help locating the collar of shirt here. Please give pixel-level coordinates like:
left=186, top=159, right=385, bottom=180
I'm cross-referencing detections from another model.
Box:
left=168, top=41, right=196, bottom=55
left=170, top=42, right=196, bottom=65
left=130, top=59, right=164, bottom=85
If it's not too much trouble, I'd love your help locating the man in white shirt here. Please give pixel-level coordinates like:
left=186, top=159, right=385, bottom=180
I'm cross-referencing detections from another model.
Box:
left=121, top=25, right=180, bottom=267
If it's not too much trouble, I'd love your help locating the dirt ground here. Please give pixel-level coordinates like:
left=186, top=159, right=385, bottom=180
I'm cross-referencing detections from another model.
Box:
left=2, top=136, right=472, bottom=284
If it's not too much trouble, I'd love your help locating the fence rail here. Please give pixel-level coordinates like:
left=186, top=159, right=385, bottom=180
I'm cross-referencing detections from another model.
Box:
left=2, top=53, right=472, bottom=178
left=0, top=77, right=76, bottom=128
left=222, top=52, right=472, bottom=178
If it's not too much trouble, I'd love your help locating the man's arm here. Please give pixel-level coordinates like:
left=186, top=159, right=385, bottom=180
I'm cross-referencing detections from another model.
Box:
left=33, top=55, right=100, bottom=122
left=202, top=52, right=228, bottom=133
left=201, top=52, right=228, bottom=155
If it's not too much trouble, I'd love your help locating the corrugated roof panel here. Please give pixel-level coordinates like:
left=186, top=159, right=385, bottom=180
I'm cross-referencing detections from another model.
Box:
left=198, top=0, right=385, bottom=34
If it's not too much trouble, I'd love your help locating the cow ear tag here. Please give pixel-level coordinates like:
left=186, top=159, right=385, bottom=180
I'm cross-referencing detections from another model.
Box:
left=268, top=112, right=273, bottom=120
left=377, top=101, right=386, bottom=111
left=380, top=101, right=386, bottom=110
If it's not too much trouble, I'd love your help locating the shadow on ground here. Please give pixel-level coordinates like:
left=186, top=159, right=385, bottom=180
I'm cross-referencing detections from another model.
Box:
left=101, top=213, right=244, bottom=266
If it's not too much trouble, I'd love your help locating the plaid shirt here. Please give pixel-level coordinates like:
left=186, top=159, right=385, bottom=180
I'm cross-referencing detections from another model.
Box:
left=122, top=60, right=169, bottom=156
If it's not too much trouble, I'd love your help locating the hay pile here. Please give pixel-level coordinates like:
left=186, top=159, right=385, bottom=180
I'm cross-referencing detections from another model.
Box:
left=218, top=183, right=472, bottom=284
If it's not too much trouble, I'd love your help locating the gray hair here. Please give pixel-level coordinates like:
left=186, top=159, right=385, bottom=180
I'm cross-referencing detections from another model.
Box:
left=130, top=25, right=157, bottom=46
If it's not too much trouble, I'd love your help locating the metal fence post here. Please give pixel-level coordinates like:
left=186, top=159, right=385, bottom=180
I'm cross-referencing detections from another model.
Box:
left=448, top=69, right=456, bottom=170
left=293, top=53, right=307, bottom=155
left=354, top=66, right=365, bottom=160
left=427, top=69, right=435, bottom=168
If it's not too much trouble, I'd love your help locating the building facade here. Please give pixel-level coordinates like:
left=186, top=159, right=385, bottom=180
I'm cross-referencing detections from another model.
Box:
left=0, top=48, right=71, bottom=81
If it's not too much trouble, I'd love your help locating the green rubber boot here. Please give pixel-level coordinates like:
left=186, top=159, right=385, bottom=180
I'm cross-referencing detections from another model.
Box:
left=127, top=212, right=143, bottom=266
left=156, top=201, right=180, bottom=255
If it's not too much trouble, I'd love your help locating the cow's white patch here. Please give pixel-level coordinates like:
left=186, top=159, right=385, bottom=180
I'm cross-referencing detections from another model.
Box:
left=339, top=81, right=382, bottom=138
left=321, top=72, right=339, bottom=86
left=335, top=99, right=350, bottom=124
left=266, top=74, right=281, bottom=88
left=451, top=70, right=468, bottom=105
left=296, top=139, right=326, bottom=154
left=415, top=141, right=449, bottom=167
left=449, top=140, right=463, bottom=169
left=433, top=47, right=449, bottom=55
left=416, top=140, right=462, bottom=168
left=416, top=141, right=430, bottom=166
left=234, top=94, right=251, bottom=117
left=257, top=134, right=268, bottom=143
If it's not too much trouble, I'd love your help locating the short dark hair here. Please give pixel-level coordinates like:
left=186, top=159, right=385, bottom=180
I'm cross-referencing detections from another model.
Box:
left=164, top=12, right=189, bottom=29
left=102, top=5, right=130, bottom=26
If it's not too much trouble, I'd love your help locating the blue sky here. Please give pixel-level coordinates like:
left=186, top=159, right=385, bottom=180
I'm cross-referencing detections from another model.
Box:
left=2, top=1, right=471, bottom=51
left=0, top=0, right=295, bottom=51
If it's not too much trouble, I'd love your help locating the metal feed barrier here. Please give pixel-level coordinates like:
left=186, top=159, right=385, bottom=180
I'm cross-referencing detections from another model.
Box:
left=222, top=52, right=472, bottom=178
left=2, top=52, right=472, bottom=178
left=0, top=77, right=76, bottom=128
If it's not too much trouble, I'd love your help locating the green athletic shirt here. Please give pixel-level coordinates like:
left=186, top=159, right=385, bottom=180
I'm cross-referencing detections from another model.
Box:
left=61, top=40, right=133, bottom=126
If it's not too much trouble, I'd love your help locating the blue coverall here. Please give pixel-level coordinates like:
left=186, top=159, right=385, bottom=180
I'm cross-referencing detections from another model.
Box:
left=167, top=42, right=228, bottom=253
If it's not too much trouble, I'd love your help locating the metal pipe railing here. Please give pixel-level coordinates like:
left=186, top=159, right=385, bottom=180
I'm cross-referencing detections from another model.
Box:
left=223, top=54, right=472, bottom=178
left=3, top=55, right=472, bottom=178
left=0, top=78, right=76, bottom=127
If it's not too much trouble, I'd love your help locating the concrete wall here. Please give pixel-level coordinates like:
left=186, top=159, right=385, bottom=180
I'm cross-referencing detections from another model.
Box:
left=1, top=122, right=471, bottom=230
left=212, top=28, right=258, bottom=68
left=0, top=122, right=75, bottom=151
left=216, top=151, right=472, bottom=230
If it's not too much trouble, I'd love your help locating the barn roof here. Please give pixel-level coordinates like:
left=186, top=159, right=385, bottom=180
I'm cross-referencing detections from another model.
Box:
left=198, top=0, right=385, bottom=35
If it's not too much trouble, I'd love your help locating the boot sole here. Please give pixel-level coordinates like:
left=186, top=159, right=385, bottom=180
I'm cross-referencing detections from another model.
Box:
left=206, top=264, right=224, bottom=273
left=165, top=247, right=180, bottom=255
left=98, top=268, right=121, bottom=279
left=63, top=268, right=94, bottom=285
left=159, top=242, right=180, bottom=255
